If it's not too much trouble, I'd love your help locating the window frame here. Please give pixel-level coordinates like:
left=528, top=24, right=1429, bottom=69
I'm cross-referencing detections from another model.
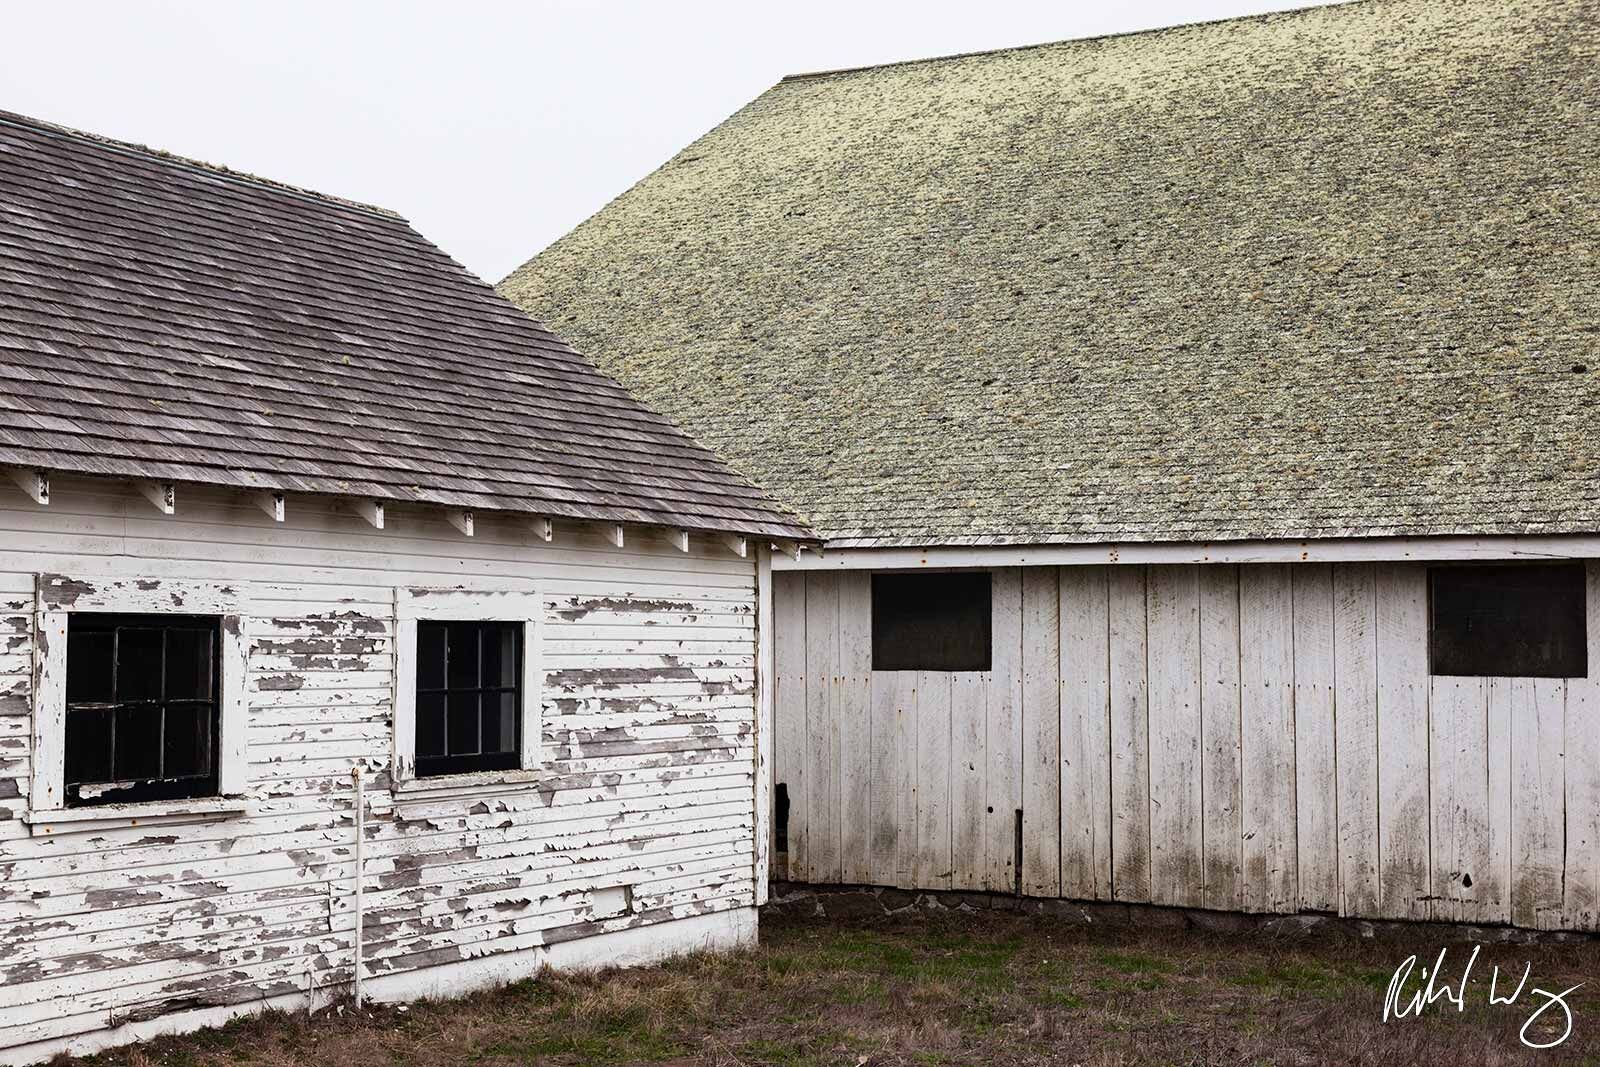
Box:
left=62, top=611, right=224, bottom=806
left=28, top=575, right=249, bottom=825
left=391, top=586, right=542, bottom=792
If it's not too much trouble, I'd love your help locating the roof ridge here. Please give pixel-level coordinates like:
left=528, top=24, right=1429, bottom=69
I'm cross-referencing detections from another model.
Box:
left=778, top=0, right=1365, bottom=83
left=0, top=108, right=404, bottom=221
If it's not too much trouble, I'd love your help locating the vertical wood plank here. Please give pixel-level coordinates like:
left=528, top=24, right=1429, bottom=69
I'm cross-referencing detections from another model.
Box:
left=1021, top=567, right=1062, bottom=896
left=1061, top=565, right=1112, bottom=900
left=951, top=671, right=987, bottom=891
left=1291, top=564, right=1338, bottom=913
left=1486, top=677, right=1514, bottom=924
left=1146, top=564, right=1202, bottom=907
left=1199, top=564, right=1243, bottom=912
left=1511, top=677, right=1566, bottom=929
left=1563, top=560, right=1600, bottom=930
left=1239, top=564, right=1297, bottom=913
left=803, top=571, right=841, bottom=883
left=1331, top=563, right=1380, bottom=918
left=893, top=670, right=919, bottom=889
left=987, top=569, right=1024, bottom=892
left=1374, top=562, right=1430, bottom=920
left=1108, top=565, right=1150, bottom=902
left=773, top=571, right=807, bottom=883
left=914, top=670, right=954, bottom=888
left=837, top=573, right=873, bottom=884
left=1429, top=674, right=1491, bottom=923
left=868, top=667, right=903, bottom=887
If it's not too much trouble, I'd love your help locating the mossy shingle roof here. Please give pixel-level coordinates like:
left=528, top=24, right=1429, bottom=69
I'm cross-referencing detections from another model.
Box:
left=0, top=110, right=810, bottom=539
left=502, top=0, right=1600, bottom=547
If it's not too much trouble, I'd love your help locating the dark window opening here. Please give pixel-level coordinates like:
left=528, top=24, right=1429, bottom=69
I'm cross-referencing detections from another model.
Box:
left=65, top=613, right=221, bottom=807
left=774, top=783, right=790, bottom=854
left=1429, top=564, right=1587, bottom=678
left=872, top=572, right=992, bottom=672
left=416, top=621, right=522, bottom=777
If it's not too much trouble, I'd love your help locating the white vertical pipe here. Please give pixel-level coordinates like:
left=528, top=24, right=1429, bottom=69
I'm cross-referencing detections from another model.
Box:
left=351, top=764, right=365, bottom=1008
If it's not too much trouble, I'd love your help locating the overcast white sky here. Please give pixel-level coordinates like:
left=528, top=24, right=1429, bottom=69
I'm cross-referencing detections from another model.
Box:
left=3, top=1, right=1337, bottom=283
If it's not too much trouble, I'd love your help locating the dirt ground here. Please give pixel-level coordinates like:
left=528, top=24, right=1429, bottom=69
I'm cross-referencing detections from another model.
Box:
left=65, top=906, right=1600, bottom=1066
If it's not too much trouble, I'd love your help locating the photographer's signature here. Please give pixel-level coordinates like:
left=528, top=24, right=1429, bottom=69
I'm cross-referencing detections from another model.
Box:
left=1384, top=946, right=1582, bottom=1049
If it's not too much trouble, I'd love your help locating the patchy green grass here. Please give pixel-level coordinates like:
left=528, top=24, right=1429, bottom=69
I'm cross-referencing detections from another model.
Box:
left=62, top=907, right=1600, bottom=1066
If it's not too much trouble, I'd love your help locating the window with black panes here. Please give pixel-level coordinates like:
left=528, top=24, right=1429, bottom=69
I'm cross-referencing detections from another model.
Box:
left=64, top=613, right=221, bottom=806
left=415, top=620, right=523, bottom=776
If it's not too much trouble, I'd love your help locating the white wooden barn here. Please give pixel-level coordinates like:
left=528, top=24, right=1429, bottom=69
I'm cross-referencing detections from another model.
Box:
left=501, top=1, right=1600, bottom=934
left=0, top=110, right=810, bottom=1062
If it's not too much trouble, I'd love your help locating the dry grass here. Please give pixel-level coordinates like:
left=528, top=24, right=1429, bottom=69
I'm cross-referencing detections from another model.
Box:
left=66, top=908, right=1600, bottom=1066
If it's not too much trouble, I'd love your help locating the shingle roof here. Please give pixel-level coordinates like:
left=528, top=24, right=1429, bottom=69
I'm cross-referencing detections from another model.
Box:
left=501, top=0, right=1600, bottom=548
left=0, top=110, right=810, bottom=539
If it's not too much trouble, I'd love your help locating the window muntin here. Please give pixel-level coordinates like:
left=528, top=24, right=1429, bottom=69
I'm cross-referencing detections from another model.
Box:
left=64, top=613, right=221, bottom=806
left=415, top=620, right=523, bottom=777
left=1429, top=564, right=1587, bottom=678
left=871, top=572, right=992, bottom=672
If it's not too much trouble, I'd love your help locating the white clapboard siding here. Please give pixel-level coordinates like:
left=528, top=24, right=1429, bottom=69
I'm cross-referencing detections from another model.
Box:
left=0, top=476, right=762, bottom=1058
left=1146, top=564, right=1201, bottom=908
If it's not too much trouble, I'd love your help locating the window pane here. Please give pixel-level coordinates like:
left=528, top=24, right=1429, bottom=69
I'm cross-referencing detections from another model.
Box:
left=162, top=703, right=212, bottom=778
left=116, top=628, right=165, bottom=702
left=416, top=692, right=446, bottom=758
left=482, top=691, right=518, bottom=755
left=1430, top=564, right=1587, bottom=678
left=417, top=622, right=446, bottom=690
left=481, top=624, right=519, bottom=688
left=872, top=572, right=993, bottom=672
left=66, top=630, right=115, bottom=705
left=112, top=706, right=162, bottom=781
left=446, top=623, right=480, bottom=689
left=164, top=628, right=214, bottom=700
left=65, top=706, right=113, bottom=785
left=448, top=691, right=480, bottom=755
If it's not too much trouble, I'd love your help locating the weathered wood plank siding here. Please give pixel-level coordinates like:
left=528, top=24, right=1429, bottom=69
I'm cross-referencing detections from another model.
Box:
left=774, top=561, right=1600, bottom=931
left=0, top=478, right=762, bottom=1059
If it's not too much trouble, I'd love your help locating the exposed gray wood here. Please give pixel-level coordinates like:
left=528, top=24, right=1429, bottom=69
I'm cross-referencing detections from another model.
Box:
left=1290, top=564, right=1337, bottom=913
left=1198, top=565, right=1243, bottom=912
left=1020, top=567, right=1061, bottom=897
left=1239, top=564, right=1296, bottom=913
left=986, top=570, right=1024, bottom=893
left=1331, top=563, right=1380, bottom=917
left=802, top=572, right=841, bottom=882
left=1374, top=563, right=1430, bottom=921
left=1059, top=565, right=1112, bottom=900
left=837, top=574, right=873, bottom=884
left=1107, top=566, right=1150, bottom=902
left=1146, top=564, right=1201, bottom=908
